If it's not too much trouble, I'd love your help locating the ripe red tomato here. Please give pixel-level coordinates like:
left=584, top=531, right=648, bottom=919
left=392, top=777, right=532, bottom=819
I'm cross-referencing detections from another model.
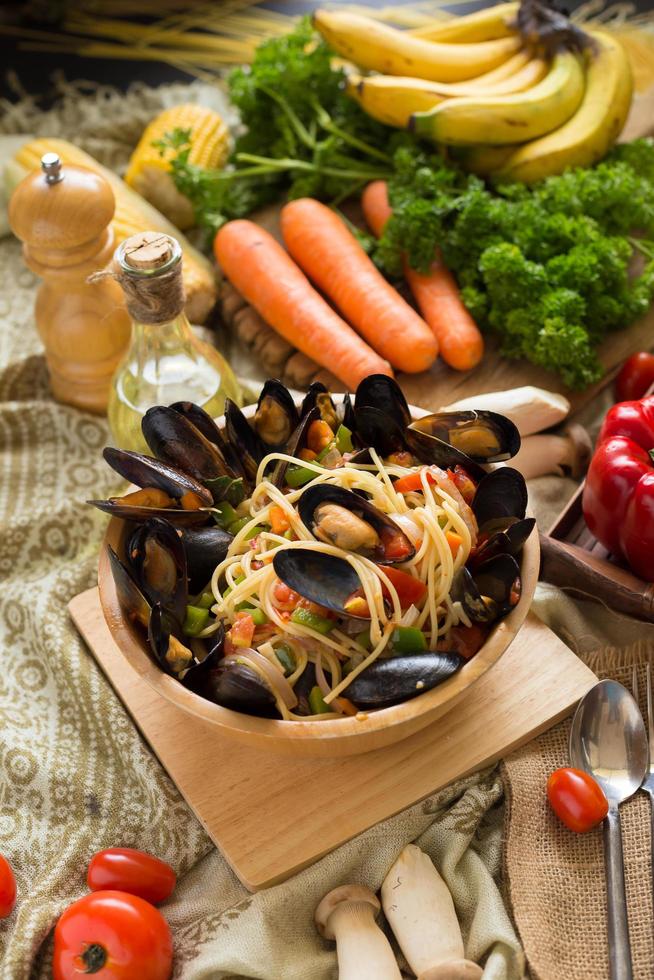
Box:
left=87, top=849, right=176, bottom=905
left=53, top=891, right=173, bottom=980
left=0, top=854, right=16, bottom=918
left=615, top=352, right=654, bottom=402
left=547, top=767, right=608, bottom=833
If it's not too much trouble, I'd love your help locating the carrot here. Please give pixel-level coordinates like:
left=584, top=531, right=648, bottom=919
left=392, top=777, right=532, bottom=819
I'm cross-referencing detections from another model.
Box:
left=361, top=181, right=484, bottom=372
left=445, top=530, right=463, bottom=558
left=269, top=505, right=290, bottom=535
left=280, top=198, right=438, bottom=374
left=214, top=220, right=393, bottom=391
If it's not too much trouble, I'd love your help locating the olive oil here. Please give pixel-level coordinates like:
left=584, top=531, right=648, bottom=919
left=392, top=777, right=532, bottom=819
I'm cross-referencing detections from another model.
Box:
left=106, top=232, right=242, bottom=453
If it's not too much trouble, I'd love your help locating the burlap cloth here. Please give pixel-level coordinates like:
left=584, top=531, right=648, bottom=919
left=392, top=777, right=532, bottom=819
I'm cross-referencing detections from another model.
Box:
left=1, top=76, right=653, bottom=980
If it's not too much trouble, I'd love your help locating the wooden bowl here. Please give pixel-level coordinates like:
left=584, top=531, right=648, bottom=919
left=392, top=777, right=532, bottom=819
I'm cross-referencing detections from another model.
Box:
left=98, top=402, right=539, bottom=757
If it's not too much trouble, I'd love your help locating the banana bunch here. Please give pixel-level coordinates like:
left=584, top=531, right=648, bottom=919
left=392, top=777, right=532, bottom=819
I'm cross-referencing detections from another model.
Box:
left=313, top=7, right=634, bottom=184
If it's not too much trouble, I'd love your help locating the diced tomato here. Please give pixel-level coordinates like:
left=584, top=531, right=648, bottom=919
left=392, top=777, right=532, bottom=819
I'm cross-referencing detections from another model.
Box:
left=273, top=579, right=302, bottom=611
left=307, top=419, right=335, bottom=454
left=393, top=468, right=436, bottom=494
left=380, top=525, right=412, bottom=561
left=343, top=590, right=371, bottom=618
left=445, top=531, right=463, bottom=558
left=269, top=505, right=290, bottom=535
left=228, top=612, right=256, bottom=648
left=299, top=448, right=318, bottom=462
left=297, top=597, right=333, bottom=618
left=438, top=623, right=487, bottom=659
left=448, top=465, right=477, bottom=504
left=377, top=565, right=427, bottom=608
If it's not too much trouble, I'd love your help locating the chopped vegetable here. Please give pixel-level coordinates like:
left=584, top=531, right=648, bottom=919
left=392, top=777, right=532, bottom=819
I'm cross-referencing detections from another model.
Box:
left=213, top=501, right=238, bottom=528
left=286, top=464, right=319, bottom=489
left=391, top=626, right=427, bottom=654
left=446, top=531, right=463, bottom=558
left=194, top=591, right=215, bottom=610
left=228, top=516, right=251, bottom=535
left=291, top=607, right=335, bottom=634
left=307, top=419, right=335, bottom=454
left=183, top=605, right=210, bottom=636
left=269, top=505, right=291, bottom=536
left=354, top=627, right=372, bottom=651
left=214, top=220, right=393, bottom=390
left=378, top=566, right=427, bottom=608
left=379, top=525, right=412, bottom=562
left=309, top=685, right=331, bottom=714
left=393, top=468, right=436, bottom=494
left=361, top=179, right=484, bottom=371
left=229, top=612, right=256, bottom=648
left=244, top=524, right=264, bottom=541
left=335, top=424, right=354, bottom=454
left=275, top=644, right=296, bottom=675
left=281, top=198, right=438, bottom=374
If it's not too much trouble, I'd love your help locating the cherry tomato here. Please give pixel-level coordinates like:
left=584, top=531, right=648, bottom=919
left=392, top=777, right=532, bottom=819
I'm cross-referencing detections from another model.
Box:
left=87, top=849, right=176, bottom=905
left=547, top=767, right=608, bottom=833
left=53, top=891, right=173, bottom=980
left=0, top=854, right=16, bottom=918
left=615, top=352, right=654, bottom=402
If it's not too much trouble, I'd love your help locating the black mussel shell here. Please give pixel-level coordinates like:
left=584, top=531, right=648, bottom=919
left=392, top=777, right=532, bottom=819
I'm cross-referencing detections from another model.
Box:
left=271, top=406, right=320, bottom=489
left=345, top=652, right=464, bottom=709
left=300, top=382, right=339, bottom=431
left=204, top=659, right=278, bottom=717
left=107, top=544, right=151, bottom=628
left=456, top=553, right=521, bottom=624
left=89, top=498, right=210, bottom=526
left=170, top=401, right=247, bottom=482
left=273, top=549, right=370, bottom=619
left=355, top=374, right=411, bottom=428
left=224, top=398, right=266, bottom=482
left=340, top=392, right=357, bottom=433
left=298, top=484, right=415, bottom=565
left=182, top=624, right=225, bottom=693
left=178, top=525, right=233, bottom=594
left=102, top=447, right=213, bottom=505
left=292, top=662, right=318, bottom=716
left=404, top=427, right=486, bottom=482
left=127, top=517, right=188, bottom=623
left=354, top=404, right=408, bottom=458
left=148, top=601, right=192, bottom=677
left=408, top=411, right=520, bottom=463
left=142, top=406, right=235, bottom=489
left=253, top=379, right=299, bottom=449
left=469, top=517, right=535, bottom=569
left=471, top=467, right=527, bottom=529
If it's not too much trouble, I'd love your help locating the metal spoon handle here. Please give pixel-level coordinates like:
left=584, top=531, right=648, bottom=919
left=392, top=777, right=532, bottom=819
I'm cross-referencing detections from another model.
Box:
left=604, top=806, right=633, bottom=980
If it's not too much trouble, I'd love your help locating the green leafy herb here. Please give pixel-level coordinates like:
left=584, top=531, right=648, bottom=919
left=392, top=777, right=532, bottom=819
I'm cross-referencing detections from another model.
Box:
left=378, top=140, right=654, bottom=389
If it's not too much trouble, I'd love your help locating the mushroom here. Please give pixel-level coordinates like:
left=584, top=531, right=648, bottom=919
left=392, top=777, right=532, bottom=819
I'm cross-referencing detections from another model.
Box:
left=381, top=845, right=482, bottom=980
left=442, top=386, right=570, bottom=437
left=508, top=424, right=592, bottom=480
left=315, top=884, right=402, bottom=980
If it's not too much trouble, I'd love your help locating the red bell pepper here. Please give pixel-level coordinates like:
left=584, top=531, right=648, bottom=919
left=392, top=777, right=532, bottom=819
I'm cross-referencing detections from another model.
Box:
left=582, top=394, right=654, bottom=579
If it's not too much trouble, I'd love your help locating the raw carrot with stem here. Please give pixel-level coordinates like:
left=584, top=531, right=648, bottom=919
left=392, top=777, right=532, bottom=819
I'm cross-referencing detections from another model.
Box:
left=214, top=220, right=393, bottom=391
left=280, top=198, right=438, bottom=374
left=361, top=181, right=484, bottom=372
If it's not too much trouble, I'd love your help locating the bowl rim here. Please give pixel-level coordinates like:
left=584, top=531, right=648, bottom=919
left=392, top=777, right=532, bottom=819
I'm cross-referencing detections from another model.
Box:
left=98, top=399, right=539, bottom=745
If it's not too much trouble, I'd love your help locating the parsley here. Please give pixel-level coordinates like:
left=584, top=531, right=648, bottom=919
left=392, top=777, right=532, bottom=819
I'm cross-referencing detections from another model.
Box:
left=378, top=140, right=654, bottom=389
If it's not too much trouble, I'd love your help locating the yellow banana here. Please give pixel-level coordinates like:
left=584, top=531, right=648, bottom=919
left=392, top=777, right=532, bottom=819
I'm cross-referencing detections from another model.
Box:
left=493, top=32, right=634, bottom=183
left=410, top=2, right=519, bottom=43
left=312, top=9, right=522, bottom=83
left=451, top=144, right=519, bottom=177
left=348, top=57, right=549, bottom=129
left=410, top=50, right=585, bottom=145
left=468, top=48, right=531, bottom=85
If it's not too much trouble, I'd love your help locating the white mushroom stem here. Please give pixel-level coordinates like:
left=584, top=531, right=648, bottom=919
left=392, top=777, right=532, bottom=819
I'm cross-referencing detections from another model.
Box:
left=441, top=386, right=570, bottom=436
left=315, top=885, right=401, bottom=980
left=381, top=845, right=482, bottom=980
left=508, top=424, right=592, bottom=480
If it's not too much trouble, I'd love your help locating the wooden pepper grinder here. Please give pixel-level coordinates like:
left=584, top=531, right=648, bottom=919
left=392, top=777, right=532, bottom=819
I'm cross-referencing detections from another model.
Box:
left=8, top=152, right=131, bottom=414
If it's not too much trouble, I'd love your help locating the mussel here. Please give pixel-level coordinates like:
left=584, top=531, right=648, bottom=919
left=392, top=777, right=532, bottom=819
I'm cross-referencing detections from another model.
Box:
left=345, top=652, right=464, bottom=709
left=300, top=382, right=339, bottom=430
left=455, top=553, right=521, bottom=625
left=89, top=448, right=212, bottom=525
left=270, top=406, right=320, bottom=489
left=298, top=485, right=415, bottom=564
left=356, top=375, right=411, bottom=428
left=107, top=544, right=151, bottom=629
left=142, top=405, right=239, bottom=492
left=203, top=660, right=278, bottom=717
left=408, top=411, right=520, bottom=463
left=253, top=379, right=299, bottom=449
left=170, top=401, right=247, bottom=482
left=126, top=517, right=187, bottom=624
left=273, top=549, right=370, bottom=618
left=471, top=467, right=527, bottom=529
left=177, top=525, right=233, bottom=594
left=469, top=516, right=535, bottom=569
left=223, top=398, right=266, bottom=483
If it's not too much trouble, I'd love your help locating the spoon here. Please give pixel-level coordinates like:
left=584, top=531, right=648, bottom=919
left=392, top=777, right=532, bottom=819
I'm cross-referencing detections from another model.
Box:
left=569, top=680, right=648, bottom=980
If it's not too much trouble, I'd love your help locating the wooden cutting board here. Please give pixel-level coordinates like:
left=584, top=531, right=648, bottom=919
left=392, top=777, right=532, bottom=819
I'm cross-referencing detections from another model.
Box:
left=69, top=588, right=596, bottom=892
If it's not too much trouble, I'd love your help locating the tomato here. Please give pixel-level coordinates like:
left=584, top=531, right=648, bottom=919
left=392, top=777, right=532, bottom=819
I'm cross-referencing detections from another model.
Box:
left=273, top=580, right=301, bottom=611
left=0, top=854, right=16, bottom=918
left=307, top=419, right=334, bottom=454
left=615, top=352, right=654, bottom=402
left=377, top=565, right=427, bottom=608
left=547, top=767, right=608, bottom=833
left=87, top=849, right=176, bottom=905
left=379, top=525, right=412, bottom=561
left=393, top=469, right=435, bottom=494
left=437, top=623, right=487, bottom=660
left=448, top=465, right=477, bottom=504
left=228, top=612, right=256, bottom=648
left=53, top=891, right=173, bottom=980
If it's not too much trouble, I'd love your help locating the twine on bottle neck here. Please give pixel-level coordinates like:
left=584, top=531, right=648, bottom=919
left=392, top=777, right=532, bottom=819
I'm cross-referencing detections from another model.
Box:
left=88, top=261, right=185, bottom=324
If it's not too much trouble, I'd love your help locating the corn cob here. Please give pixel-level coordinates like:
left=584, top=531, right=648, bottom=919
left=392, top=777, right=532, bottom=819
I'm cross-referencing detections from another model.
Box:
left=6, top=138, right=217, bottom=323
left=125, top=104, right=229, bottom=229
